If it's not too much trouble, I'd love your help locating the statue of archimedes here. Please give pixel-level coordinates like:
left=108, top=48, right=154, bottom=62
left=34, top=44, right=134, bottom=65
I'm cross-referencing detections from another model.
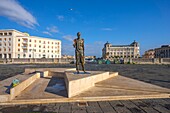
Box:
left=73, top=32, right=86, bottom=74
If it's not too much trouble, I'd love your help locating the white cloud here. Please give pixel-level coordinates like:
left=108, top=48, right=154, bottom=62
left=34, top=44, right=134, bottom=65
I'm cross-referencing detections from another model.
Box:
left=101, top=28, right=113, bottom=31
left=0, top=0, right=38, bottom=28
left=46, top=26, right=59, bottom=33
left=57, top=15, right=64, bottom=21
left=85, top=41, right=104, bottom=57
left=42, top=31, right=52, bottom=36
left=62, top=43, right=74, bottom=55
left=62, top=35, right=75, bottom=41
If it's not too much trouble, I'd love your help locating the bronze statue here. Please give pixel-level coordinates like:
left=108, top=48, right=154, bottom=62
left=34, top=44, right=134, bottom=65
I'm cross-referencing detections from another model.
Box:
left=73, top=32, right=85, bottom=73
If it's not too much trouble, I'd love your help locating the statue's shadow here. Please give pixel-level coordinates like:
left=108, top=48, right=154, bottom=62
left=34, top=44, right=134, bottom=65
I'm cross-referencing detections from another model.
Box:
left=73, top=72, right=91, bottom=75
left=44, top=77, right=67, bottom=97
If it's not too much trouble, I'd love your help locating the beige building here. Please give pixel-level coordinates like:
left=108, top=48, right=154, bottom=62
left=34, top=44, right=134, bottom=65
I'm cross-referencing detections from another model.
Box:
left=142, top=49, right=155, bottom=58
left=102, top=41, right=140, bottom=59
left=0, top=29, right=61, bottom=59
left=155, top=45, right=170, bottom=58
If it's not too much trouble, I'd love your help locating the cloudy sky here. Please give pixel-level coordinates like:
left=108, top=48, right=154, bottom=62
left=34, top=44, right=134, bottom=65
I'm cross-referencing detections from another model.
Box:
left=0, top=0, right=170, bottom=57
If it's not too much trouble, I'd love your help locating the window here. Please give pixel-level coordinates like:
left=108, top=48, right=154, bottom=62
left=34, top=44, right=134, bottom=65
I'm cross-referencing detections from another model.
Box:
left=0, top=33, right=3, bottom=36
left=9, top=48, right=10, bottom=51
left=39, top=45, right=41, bottom=48
left=29, top=49, right=31, bottom=52
left=43, top=50, right=45, bottom=53
left=4, top=33, right=7, bottom=36
left=52, top=50, right=53, bottom=53
left=39, top=54, right=41, bottom=57
left=48, top=50, right=49, bottom=52
left=43, top=41, right=45, bottom=44
left=9, top=43, right=11, bottom=46
left=18, top=39, right=20, bottom=42
left=0, top=43, right=1, bottom=46
left=52, top=46, right=53, bottom=49
left=39, top=40, right=41, bottom=43
left=0, top=38, right=2, bottom=41
left=23, top=54, right=26, bottom=58
left=9, top=32, right=12, bottom=35
left=34, top=44, right=36, bottom=47
left=51, top=55, right=53, bottom=58
left=39, top=50, right=41, bottom=52
left=0, top=48, right=1, bottom=51
left=4, top=48, right=6, bottom=52
left=34, top=40, right=36, bottom=43
left=29, top=39, right=31, bottom=42
left=52, top=42, right=53, bottom=44
left=48, top=41, right=49, bottom=44
left=29, top=54, right=31, bottom=58
left=18, top=49, right=20, bottom=52
left=18, top=44, right=20, bottom=47
left=18, top=54, right=20, bottom=58
left=48, top=46, right=49, bottom=48
left=29, top=44, right=31, bottom=47
left=4, top=38, right=6, bottom=41
left=9, top=38, right=11, bottom=41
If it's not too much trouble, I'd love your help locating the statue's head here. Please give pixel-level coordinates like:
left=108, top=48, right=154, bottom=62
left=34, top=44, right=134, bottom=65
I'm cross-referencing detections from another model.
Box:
left=77, top=32, right=81, bottom=37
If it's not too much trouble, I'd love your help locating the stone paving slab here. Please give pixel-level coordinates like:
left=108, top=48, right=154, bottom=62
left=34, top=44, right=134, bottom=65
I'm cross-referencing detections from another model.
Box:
left=0, top=73, right=34, bottom=95
left=0, top=98, right=169, bottom=113
left=15, top=76, right=67, bottom=100
left=96, top=75, right=170, bottom=93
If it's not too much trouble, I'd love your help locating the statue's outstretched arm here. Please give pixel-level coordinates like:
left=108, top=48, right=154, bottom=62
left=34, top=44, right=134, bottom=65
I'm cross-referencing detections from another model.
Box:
left=73, top=39, right=76, bottom=48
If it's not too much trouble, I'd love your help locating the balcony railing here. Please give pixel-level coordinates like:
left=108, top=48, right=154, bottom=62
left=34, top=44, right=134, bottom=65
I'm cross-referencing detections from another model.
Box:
left=22, top=41, right=28, bottom=44
left=22, top=46, right=28, bottom=49
left=23, top=50, right=28, bottom=52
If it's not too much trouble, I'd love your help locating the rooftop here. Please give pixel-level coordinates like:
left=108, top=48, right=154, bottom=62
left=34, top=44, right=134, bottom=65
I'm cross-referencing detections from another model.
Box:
left=0, top=29, right=60, bottom=41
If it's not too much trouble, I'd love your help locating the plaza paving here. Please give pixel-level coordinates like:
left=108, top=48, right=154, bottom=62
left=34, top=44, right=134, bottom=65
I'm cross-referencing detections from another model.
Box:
left=0, top=64, right=170, bottom=113
left=0, top=99, right=170, bottom=113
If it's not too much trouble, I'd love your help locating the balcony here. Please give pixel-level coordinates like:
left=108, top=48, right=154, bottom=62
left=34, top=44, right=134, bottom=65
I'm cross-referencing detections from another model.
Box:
left=22, top=41, right=28, bottom=44
left=22, top=46, right=28, bottom=49
left=23, top=50, right=28, bottom=53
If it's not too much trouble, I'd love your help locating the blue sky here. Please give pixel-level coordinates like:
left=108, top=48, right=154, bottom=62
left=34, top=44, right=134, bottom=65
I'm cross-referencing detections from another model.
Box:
left=0, top=0, right=170, bottom=57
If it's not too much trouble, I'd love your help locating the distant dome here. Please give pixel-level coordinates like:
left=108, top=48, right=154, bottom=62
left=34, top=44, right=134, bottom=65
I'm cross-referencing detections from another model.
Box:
left=105, top=41, right=110, bottom=45
left=130, top=40, right=139, bottom=46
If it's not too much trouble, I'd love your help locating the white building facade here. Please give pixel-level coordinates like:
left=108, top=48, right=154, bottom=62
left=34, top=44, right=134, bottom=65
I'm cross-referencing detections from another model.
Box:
left=102, top=41, right=140, bottom=59
left=0, top=29, right=61, bottom=59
